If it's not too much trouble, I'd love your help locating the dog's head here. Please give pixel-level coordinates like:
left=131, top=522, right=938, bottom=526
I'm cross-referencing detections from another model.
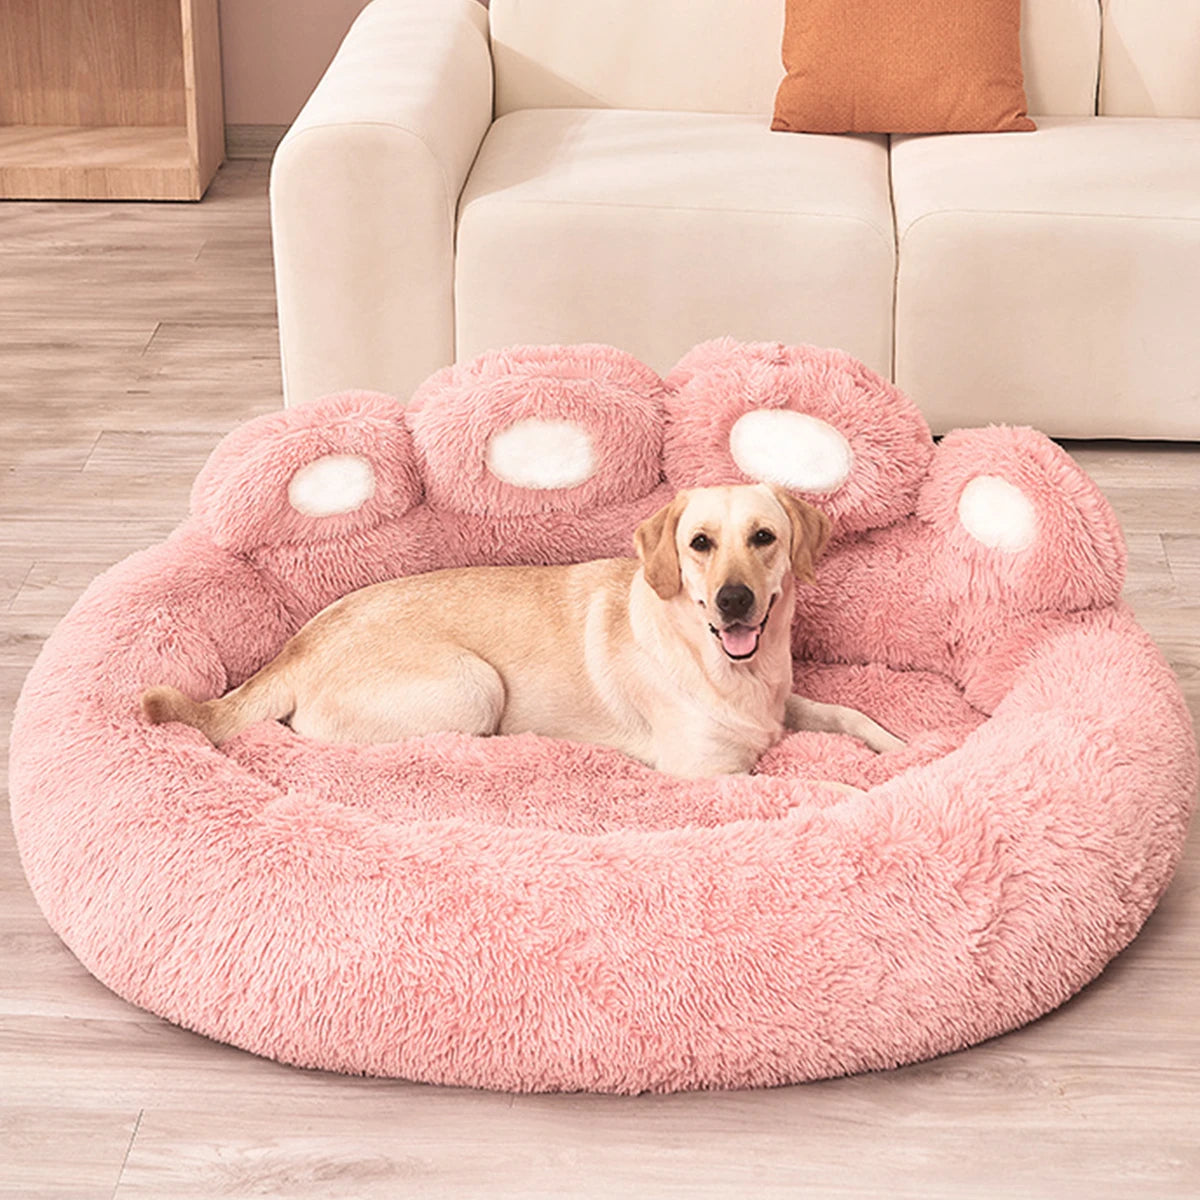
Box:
left=634, top=484, right=830, bottom=662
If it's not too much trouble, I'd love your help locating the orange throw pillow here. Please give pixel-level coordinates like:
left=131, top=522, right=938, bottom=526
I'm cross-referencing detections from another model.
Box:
left=772, top=0, right=1036, bottom=135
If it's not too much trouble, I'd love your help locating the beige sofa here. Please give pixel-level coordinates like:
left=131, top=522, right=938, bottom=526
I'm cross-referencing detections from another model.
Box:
left=270, top=0, right=1200, bottom=438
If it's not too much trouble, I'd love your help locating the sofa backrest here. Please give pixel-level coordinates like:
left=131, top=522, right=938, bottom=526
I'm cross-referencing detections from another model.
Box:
left=1099, top=0, right=1200, bottom=116
left=490, top=0, right=784, bottom=118
left=491, top=0, right=1191, bottom=121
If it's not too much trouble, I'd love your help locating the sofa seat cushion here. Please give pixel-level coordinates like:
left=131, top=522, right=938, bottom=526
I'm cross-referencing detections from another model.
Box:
left=456, top=108, right=895, bottom=378
left=892, top=116, right=1200, bottom=438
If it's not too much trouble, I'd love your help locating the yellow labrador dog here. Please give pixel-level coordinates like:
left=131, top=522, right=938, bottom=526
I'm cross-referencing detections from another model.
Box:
left=143, top=485, right=902, bottom=777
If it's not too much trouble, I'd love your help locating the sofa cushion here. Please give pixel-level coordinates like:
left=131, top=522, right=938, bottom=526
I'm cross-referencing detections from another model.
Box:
left=772, top=0, right=1035, bottom=134
left=1020, top=0, right=1100, bottom=117
left=489, top=0, right=1100, bottom=120
left=1100, top=0, right=1200, bottom=117
left=455, top=109, right=894, bottom=379
left=490, top=0, right=784, bottom=118
left=891, top=117, right=1200, bottom=438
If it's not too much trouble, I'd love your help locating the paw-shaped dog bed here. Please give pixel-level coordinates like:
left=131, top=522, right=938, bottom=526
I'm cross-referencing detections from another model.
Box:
left=10, top=341, right=1196, bottom=1094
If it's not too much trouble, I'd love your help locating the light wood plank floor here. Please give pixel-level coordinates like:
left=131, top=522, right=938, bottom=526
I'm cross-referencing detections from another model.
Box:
left=1, top=161, right=1198, bottom=1200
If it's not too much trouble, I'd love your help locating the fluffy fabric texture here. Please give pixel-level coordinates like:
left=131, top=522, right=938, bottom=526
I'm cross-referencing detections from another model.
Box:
left=9, top=340, right=1196, bottom=1095
left=407, top=344, right=665, bottom=517
left=192, top=390, right=422, bottom=551
left=664, top=339, right=934, bottom=536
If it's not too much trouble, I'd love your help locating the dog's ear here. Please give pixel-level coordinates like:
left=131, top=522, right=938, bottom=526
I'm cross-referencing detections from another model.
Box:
left=772, top=487, right=831, bottom=584
left=634, top=493, right=688, bottom=600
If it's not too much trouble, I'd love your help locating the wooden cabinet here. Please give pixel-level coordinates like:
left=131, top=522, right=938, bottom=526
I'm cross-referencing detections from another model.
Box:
left=0, top=0, right=225, bottom=200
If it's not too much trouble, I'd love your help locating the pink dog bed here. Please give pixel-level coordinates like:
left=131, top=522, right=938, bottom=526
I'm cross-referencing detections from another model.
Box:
left=10, top=340, right=1196, bottom=1094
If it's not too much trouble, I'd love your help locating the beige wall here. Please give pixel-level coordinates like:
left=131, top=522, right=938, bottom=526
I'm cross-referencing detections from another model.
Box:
left=218, top=0, right=373, bottom=126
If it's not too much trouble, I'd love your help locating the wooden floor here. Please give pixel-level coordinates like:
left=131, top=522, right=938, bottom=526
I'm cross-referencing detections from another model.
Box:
left=1, top=161, right=1198, bottom=1199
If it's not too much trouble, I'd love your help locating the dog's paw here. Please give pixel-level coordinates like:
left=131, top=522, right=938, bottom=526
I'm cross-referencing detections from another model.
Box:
left=406, top=344, right=665, bottom=518
left=662, top=338, right=934, bottom=536
left=867, top=727, right=906, bottom=755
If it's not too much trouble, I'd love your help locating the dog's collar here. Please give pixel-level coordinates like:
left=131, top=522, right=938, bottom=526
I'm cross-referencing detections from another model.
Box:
left=708, top=592, right=778, bottom=661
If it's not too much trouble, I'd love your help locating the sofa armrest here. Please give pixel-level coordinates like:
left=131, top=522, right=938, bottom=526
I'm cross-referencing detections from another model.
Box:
left=271, top=0, right=493, bottom=407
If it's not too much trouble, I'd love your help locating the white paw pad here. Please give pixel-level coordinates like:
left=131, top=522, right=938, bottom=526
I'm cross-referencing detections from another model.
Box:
left=729, top=410, right=853, bottom=493
left=288, top=454, right=376, bottom=517
left=957, top=475, right=1037, bottom=552
left=486, top=418, right=597, bottom=489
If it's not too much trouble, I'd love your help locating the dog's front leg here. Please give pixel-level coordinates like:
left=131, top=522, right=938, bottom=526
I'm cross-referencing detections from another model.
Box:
left=785, top=696, right=904, bottom=753
left=652, top=730, right=762, bottom=778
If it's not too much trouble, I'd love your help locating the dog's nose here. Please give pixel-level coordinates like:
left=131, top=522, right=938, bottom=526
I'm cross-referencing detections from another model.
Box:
left=715, top=583, right=755, bottom=621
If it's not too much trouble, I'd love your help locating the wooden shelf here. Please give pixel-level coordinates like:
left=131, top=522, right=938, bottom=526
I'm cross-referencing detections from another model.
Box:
left=0, top=1, right=224, bottom=202
left=0, top=125, right=196, bottom=201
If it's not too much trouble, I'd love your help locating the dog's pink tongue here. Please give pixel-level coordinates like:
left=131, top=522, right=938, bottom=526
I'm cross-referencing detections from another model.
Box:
left=719, top=626, right=758, bottom=657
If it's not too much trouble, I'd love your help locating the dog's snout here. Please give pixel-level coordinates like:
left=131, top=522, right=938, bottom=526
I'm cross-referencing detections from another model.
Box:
left=715, top=583, right=754, bottom=621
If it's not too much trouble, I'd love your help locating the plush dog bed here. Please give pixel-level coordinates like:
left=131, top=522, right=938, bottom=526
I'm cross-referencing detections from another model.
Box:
left=10, top=340, right=1196, bottom=1094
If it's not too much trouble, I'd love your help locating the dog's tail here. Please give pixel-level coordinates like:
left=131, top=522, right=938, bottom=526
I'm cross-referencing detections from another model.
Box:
left=141, top=664, right=292, bottom=747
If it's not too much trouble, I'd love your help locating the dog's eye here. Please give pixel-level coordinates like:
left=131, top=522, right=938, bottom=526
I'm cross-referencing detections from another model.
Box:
left=751, top=529, right=777, bottom=546
left=690, top=533, right=712, bottom=552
